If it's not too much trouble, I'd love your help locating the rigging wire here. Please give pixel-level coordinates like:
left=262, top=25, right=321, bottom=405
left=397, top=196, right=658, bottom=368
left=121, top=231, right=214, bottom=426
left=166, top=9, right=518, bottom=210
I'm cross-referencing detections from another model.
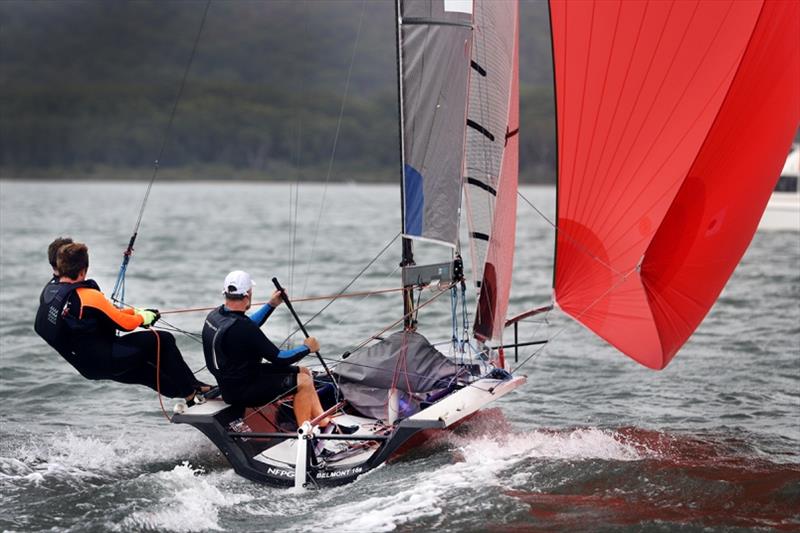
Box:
left=509, top=263, right=639, bottom=374
left=517, top=189, right=625, bottom=278
left=300, top=0, right=368, bottom=299
left=336, top=282, right=454, bottom=359
left=288, top=0, right=310, bottom=333
left=332, top=264, right=401, bottom=330
left=281, top=231, right=400, bottom=345
left=157, top=286, right=405, bottom=316
left=111, top=0, right=212, bottom=305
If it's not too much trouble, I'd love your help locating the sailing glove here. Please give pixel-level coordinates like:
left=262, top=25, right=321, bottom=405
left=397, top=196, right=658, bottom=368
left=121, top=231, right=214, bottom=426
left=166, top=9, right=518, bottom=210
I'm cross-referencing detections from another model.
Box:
left=135, top=308, right=160, bottom=328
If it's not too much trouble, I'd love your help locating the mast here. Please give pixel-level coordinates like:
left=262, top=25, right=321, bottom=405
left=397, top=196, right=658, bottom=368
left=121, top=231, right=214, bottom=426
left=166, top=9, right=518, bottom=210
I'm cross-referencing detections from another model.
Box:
left=395, top=0, right=415, bottom=330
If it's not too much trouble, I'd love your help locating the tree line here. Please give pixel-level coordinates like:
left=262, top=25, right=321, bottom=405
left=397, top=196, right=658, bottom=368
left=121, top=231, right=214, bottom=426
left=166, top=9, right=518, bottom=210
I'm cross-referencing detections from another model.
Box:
left=0, top=0, right=556, bottom=182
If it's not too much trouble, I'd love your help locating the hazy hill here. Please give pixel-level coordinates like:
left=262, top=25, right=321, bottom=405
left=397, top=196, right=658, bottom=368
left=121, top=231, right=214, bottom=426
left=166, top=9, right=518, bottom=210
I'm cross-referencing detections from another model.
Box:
left=0, top=0, right=556, bottom=182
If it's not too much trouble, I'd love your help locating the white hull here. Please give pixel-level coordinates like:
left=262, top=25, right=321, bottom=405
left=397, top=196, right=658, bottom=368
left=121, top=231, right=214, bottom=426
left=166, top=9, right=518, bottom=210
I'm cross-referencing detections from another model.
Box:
left=759, top=191, right=800, bottom=231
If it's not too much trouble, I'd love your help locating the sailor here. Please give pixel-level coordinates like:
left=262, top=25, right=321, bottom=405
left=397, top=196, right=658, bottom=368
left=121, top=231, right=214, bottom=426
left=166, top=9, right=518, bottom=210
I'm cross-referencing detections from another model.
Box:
left=202, top=270, right=329, bottom=426
left=46, top=236, right=72, bottom=279
left=39, top=236, right=72, bottom=309
left=34, top=241, right=211, bottom=401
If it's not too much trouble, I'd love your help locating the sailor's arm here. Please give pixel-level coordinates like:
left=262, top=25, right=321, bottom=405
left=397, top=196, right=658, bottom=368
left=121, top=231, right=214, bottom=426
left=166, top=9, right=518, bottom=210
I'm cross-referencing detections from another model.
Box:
left=75, top=288, right=143, bottom=331
left=249, top=303, right=275, bottom=327
left=249, top=289, right=284, bottom=327
left=256, top=331, right=310, bottom=367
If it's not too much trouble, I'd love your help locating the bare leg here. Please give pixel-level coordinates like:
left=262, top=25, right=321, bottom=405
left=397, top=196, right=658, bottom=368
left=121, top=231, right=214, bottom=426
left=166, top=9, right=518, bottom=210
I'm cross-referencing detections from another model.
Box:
left=293, top=372, right=314, bottom=426
left=293, top=371, right=330, bottom=427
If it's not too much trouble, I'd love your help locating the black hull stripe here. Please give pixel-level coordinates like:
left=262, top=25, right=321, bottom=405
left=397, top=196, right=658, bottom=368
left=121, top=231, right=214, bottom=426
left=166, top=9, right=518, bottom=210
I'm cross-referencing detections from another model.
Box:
left=467, top=119, right=495, bottom=141
left=466, top=177, right=497, bottom=196
left=471, top=232, right=490, bottom=241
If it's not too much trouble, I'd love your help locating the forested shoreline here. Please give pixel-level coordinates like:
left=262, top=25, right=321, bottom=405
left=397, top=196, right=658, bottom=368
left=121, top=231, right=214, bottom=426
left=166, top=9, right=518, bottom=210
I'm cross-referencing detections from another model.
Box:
left=1, top=0, right=557, bottom=183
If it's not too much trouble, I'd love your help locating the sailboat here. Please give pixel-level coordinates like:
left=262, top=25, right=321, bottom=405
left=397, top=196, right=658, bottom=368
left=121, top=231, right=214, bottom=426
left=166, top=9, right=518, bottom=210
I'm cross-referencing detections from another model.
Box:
left=172, top=0, right=799, bottom=488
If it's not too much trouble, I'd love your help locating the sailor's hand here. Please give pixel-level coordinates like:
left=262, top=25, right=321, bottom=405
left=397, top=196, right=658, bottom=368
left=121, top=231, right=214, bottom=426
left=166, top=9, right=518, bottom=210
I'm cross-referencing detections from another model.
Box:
left=135, top=308, right=160, bottom=328
left=147, top=308, right=161, bottom=325
left=303, top=336, right=320, bottom=353
left=268, top=289, right=284, bottom=307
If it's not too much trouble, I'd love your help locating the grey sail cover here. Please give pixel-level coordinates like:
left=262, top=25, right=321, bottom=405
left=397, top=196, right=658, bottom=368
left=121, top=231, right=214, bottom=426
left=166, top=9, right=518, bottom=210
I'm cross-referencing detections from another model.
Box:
left=333, top=331, right=465, bottom=419
left=400, top=0, right=473, bottom=247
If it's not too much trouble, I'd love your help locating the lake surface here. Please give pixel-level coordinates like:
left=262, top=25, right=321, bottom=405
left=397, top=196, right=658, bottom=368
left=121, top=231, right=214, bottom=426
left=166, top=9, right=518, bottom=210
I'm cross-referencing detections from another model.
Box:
left=1, top=181, right=798, bottom=532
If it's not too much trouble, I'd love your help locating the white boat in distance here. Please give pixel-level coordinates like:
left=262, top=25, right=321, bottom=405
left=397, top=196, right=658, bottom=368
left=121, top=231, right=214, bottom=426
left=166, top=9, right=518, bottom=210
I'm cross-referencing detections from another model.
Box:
left=759, top=143, right=799, bottom=231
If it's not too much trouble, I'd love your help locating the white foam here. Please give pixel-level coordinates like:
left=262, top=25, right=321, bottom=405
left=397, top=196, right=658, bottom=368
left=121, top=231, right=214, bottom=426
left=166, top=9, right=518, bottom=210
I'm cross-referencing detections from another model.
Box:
left=0, top=428, right=210, bottom=484
left=294, top=427, right=642, bottom=532
left=119, top=463, right=253, bottom=533
left=456, top=427, right=644, bottom=463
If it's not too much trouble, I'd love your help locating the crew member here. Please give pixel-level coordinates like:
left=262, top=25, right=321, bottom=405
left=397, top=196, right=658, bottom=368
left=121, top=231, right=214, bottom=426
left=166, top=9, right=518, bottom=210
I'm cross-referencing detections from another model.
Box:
left=40, top=236, right=73, bottom=303
left=202, top=270, right=328, bottom=426
left=47, top=236, right=72, bottom=278
left=34, top=241, right=210, bottom=401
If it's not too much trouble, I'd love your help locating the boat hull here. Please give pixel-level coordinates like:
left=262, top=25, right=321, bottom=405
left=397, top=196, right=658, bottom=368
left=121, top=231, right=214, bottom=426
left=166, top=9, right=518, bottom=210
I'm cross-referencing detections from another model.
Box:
left=172, top=375, right=526, bottom=487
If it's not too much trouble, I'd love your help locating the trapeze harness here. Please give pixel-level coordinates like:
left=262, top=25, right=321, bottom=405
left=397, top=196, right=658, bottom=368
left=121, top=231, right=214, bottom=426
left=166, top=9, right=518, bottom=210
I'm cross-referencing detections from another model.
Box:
left=35, top=279, right=101, bottom=364
left=202, top=305, right=310, bottom=403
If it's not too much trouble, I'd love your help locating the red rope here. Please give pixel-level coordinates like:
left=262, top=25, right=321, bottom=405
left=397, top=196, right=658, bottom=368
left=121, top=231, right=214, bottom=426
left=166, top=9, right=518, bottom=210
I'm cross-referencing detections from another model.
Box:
left=159, top=287, right=404, bottom=315
left=151, top=328, right=172, bottom=422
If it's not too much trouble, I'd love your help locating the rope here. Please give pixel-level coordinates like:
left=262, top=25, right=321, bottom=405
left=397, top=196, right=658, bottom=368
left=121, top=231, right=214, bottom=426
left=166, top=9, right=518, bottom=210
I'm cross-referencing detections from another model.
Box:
left=282, top=232, right=400, bottom=343
left=159, top=286, right=404, bottom=316
left=337, top=282, right=454, bottom=358
left=517, top=190, right=625, bottom=278
left=111, top=0, right=211, bottom=305
left=152, top=329, right=172, bottom=422
left=509, top=264, right=639, bottom=374
left=332, top=264, right=401, bottom=331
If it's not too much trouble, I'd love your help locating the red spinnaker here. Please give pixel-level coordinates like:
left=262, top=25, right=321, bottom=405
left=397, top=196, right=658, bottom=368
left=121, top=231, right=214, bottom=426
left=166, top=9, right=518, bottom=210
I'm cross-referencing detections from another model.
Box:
left=550, top=0, right=800, bottom=369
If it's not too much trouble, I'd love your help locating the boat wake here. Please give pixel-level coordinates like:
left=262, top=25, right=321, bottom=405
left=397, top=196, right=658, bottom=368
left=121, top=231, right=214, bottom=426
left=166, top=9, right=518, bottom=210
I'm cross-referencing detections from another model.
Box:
left=3, top=414, right=797, bottom=532
left=291, top=412, right=646, bottom=533
left=0, top=427, right=217, bottom=486
left=119, top=464, right=253, bottom=533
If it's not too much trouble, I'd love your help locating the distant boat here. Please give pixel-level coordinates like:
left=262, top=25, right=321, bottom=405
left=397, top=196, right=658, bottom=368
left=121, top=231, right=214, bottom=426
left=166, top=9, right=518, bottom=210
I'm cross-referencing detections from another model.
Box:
left=759, top=144, right=800, bottom=231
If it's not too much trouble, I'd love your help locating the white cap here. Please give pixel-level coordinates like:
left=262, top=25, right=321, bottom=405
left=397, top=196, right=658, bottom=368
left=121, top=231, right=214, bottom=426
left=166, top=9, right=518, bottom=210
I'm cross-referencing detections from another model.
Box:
left=223, top=270, right=255, bottom=296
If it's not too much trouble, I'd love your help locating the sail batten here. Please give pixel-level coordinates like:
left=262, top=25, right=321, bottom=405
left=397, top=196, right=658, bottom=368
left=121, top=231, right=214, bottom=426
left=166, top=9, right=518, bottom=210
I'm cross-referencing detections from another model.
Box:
left=551, top=0, right=800, bottom=369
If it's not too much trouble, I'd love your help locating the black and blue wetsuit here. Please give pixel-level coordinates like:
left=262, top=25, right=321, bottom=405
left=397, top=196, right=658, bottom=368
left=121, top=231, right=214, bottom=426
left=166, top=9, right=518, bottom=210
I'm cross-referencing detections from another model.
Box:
left=202, top=302, right=310, bottom=406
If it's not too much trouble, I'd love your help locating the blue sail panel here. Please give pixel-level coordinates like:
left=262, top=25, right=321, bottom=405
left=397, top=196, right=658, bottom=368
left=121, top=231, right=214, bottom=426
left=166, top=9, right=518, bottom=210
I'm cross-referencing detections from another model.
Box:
left=403, top=164, right=424, bottom=237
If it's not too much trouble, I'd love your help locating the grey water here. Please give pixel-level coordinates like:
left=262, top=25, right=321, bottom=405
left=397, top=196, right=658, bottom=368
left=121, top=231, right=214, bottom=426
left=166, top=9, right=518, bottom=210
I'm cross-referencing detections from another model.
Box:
left=1, top=181, right=798, bottom=532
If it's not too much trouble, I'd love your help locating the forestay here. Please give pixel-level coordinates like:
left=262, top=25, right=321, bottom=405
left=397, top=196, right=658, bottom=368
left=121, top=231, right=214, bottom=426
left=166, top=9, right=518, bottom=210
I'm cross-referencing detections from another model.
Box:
left=550, top=0, right=800, bottom=369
